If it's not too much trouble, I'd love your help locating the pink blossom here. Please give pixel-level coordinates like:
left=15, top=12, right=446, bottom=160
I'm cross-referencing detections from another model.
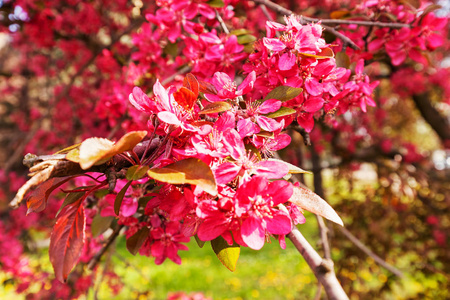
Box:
left=235, top=176, right=293, bottom=250
left=151, top=221, right=190, bottom=265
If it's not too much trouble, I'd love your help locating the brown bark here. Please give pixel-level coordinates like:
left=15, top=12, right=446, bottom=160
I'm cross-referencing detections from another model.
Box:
left=412, top=93, right=450, bottom=145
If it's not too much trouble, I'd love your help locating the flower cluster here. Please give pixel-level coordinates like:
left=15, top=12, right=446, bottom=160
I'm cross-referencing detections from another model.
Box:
left=120, top=16, right=380, bottom=263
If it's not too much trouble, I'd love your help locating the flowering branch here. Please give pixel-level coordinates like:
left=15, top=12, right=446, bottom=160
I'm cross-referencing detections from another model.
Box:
left=251, top=0, right=360, bottom=50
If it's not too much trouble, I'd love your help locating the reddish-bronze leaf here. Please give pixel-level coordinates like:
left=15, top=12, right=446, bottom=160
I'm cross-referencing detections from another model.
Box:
left=299, top=47, right=334, bottom=59
left=26, top=177, right=73, bottom=215
left=183, top=73, right=199, bottom=98
left=147, top=158, right=217, bottom=196
left=114, top=181, right=132, bottom=216
left=126, top=227, right=150, bottom=255
left=199, top=80, right=218, bottom=95
left=49, top=199, right=86, bottom=283
left=174, top=87, right=197, bottom=110
left=199, top=101, right=232, bottom=114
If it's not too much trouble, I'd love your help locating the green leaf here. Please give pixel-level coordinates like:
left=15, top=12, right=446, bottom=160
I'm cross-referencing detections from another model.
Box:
left=211, top=236, right=240, bottom=272
left=230, top=29, right=249, bottom=36
left=267, top=158, right=312, bottom=174
left=138, top=196, right=153, bottom=208
left=126, top=165, right=150, bottom=181
left=264, top=106, right=297, bottom=118
left=335, top=52, right=350, bottom=68
left=126, top=227, right=150, bottom=255
left=54, top=143, right=81, bottom=154
left=56, top=191, right=86, bottom=217
left=237, top=34, right=257, bottom=45
left=147, top=158, right=217, bottom=196
left=199, top=101, right=232, bottom=114
left=65, top=148, right=80, bottom=163
left=207, top=0, right=224, bottom=8
left=263, top=86, right=303, bottom=102
left=164, top=42, right=178, bottom=57
left=91, top=215, right=114, bottom=237
left=195, top=235, right=206, bottom=248
left=114, top=181, right=132, bottom=216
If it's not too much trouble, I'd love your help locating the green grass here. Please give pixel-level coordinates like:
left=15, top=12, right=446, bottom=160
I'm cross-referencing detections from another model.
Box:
left=0, top=215, right=320, bottom=300
left=94, top=216, right=319, bottom=300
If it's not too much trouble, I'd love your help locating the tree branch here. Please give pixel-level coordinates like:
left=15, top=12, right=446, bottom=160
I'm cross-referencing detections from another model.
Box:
left=88, top=224, right=125, bottom=270
left=337, top=226, right=404, bottom=278
left=412, top=93, right=450, bottom=146
left=251, top=0, right=359, bottom=50
left=287, top=225, right=349, bottom=300
left=10, top=138, right=160, bottom=208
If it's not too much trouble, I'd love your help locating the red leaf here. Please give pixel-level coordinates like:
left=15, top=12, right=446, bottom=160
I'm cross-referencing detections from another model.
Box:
left=174, top=87, right=197, bottom=110
left=183, top=73, right=199, bottom=98
left=26, top=177, right=74, bottom=215
left=199, top=80, right=218, bottom=95
left=49, top=199, right=86, bottom=283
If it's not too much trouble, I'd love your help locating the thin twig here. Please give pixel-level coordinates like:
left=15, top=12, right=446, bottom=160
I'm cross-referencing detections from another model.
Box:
left=251, top=0, right=359, bottom=49
left=3, top=124, right=40, bottom=174
left=88, top=224, right=125, bottom=270
left=303, top=16, right=410, bottom=28
left=215, top=9, right=230, bottom=34
left=338, top=226, right=404, bottom=278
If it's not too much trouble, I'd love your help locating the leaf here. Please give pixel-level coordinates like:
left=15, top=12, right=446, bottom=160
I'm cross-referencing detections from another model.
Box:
left=289, top=186, right=343, bottom=226
left=230, top=29, right=249, bottom=36
left=330, top=10, right=351, bottom=19
left=263, top=86, right=303, bottom=102
left=199, top=80, right=218, bottom=95
left=75, top=131, right=147, bottom=170
left=194, top=235, right=206, bottom=248
left=237, top=34, right=257, bottom=45
left=26, top=177, right=73, bottom=214
left=183, top=73, right=199, bottom=98
left=267, top=158, right=312, bottom=174
left=400, top=0, right=420, bottom=9
left=211, top=236, right=240, bottom=272
left=207, top=0, right=225, bottom=8
left=65, top=148, right=80, bottom=163
left=53, top=143, right=81, bottom=154
left=174, top=87, right=197, bottom=110
left=163, top=42, right=178, bottom=57
left=49, top=199, right=86, bottom=283
left=56, top=191, right=86, bottom=217
left=114, top=181, right=132, bottom=216
left=419, top=4, right=442, bottom=22
left=138, top=196, right=153, bottom=208
left=199, top=101, right=232, bottom=114
left=264, top=106, right=297, bottom=118
left=335, top=52, right=350, bottom=68
left=147, top=158, right=217, bottom=196
left=91, top=215, right=114, bottom=237
left=299, top=48, right=334, bottom=59
left=126, top=227, right=150, bottom=255
left=126, top=165, right=150, bottom=181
